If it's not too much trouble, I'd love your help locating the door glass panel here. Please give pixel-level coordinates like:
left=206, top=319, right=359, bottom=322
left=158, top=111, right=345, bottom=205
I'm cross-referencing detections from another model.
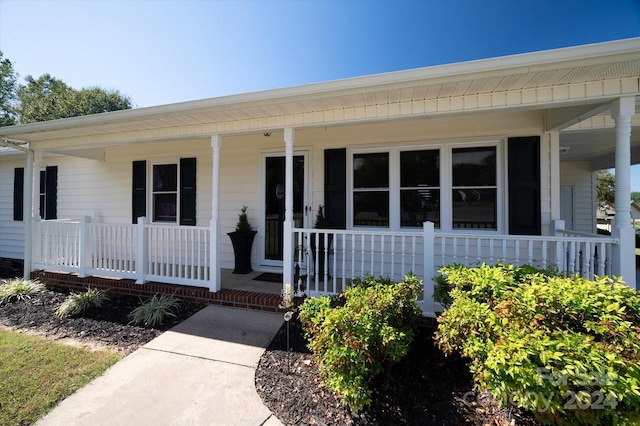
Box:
left=264, top=155, right=305, bottom=261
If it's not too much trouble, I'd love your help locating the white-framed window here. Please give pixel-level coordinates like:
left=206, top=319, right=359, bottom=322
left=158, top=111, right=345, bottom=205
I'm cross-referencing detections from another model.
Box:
left=151, top=161, right=179, bottom=223
left=349, top=140, right=502, bottom=232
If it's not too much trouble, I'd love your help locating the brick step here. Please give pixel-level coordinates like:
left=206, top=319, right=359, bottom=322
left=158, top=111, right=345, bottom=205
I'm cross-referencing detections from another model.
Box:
left=31, top=270, right=283, bottom=312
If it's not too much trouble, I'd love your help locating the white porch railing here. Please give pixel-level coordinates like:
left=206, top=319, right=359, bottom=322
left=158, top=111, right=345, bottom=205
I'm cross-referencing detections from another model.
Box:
left=32, top=217, right=619, bottom=316
left=292, top=223, right=618, bottom=316
left=33, top=217, right=211, bottom=287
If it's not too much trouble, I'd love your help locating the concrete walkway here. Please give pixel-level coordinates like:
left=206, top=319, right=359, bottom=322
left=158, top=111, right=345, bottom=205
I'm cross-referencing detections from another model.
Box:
left=36, top=306, right=285, bottom=426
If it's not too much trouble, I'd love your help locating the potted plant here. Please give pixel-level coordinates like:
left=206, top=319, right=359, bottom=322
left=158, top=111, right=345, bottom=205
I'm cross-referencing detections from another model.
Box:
left=227, top=206, right=257, bottom=274
left=310, top=205, right=333, bottom=279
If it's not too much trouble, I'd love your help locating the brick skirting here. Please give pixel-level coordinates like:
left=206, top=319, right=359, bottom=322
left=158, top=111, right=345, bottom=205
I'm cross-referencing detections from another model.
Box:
left=30, top=270, right=283, bottom=312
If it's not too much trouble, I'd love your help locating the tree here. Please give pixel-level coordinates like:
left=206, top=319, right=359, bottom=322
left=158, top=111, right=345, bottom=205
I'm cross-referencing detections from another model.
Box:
left=0, top=51, right=19, bottom=126
left=632, top=192, right=640, bottom=204
left=17, top=74, right=132, bottom=123
left=596, top=170, right=615, bottom=211
left=17, top=74, right=76, bottom=123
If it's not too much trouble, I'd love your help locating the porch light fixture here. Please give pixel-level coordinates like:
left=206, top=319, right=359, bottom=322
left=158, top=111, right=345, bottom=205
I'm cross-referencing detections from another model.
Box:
left=263, top=132, right=271, bottom=137
left=559, top=146, right=570, bottom=154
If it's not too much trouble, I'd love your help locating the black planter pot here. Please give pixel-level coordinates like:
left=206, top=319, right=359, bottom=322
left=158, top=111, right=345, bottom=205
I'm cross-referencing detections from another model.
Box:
left=228, top=231, right=257, bottom=274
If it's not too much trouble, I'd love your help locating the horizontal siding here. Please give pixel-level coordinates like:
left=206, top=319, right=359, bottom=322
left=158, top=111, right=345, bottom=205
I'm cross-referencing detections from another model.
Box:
left=0, top=157, right=26, bottom=259
left=560, top=162, right=596, bottom=234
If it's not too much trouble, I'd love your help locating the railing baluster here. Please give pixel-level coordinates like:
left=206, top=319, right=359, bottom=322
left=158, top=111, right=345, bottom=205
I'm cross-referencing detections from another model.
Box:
left=464, top=238, right=469, bottom=266
left=380, top=235, right=385, bottom=277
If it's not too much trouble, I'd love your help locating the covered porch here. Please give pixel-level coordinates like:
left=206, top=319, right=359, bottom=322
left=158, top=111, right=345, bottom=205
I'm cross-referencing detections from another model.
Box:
left=1, top=39, right=638, bottom=318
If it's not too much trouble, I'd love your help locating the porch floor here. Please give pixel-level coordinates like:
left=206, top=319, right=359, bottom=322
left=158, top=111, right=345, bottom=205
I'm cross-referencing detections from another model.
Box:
left=221, top=269, right=282, bottom=295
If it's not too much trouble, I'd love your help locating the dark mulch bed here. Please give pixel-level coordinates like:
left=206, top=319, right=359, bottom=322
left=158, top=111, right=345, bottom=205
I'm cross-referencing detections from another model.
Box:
left=256, top=316, right=542, bottom=426
left=0, top=280, right=205, bottom=354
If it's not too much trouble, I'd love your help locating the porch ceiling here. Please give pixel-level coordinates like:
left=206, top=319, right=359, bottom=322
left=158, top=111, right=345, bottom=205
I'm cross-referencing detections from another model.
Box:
left=1, top=38, right=639, bottom=151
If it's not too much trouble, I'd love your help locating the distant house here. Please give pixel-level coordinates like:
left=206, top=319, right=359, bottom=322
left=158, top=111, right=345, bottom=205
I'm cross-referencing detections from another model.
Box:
left=597, top=201, right=640, bottom=231
left=1, top=38, right=639, bottom=315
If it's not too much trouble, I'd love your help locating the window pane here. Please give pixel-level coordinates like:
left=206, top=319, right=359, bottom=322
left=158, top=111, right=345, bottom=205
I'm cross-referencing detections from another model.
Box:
left=400, top=150, right=439, bottom=187
left=452, top=189, right=496, bottom=229
left=153, top=193, right=177, bottom=222
left=153, top=164, right=177, bottom=192
left=354, top=191, right=389, bottom=226
left=452, top=147, right=496, bottom=186
left=354, top=153, right=388, bottom=188
left=401, top=189, right=439, bottom=228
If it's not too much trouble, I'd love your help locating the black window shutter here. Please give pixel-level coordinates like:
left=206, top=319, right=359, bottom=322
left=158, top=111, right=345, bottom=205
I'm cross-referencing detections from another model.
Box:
left=508, top=137, right=541, bottom=235
left=132, top=161, right=147, bottom=224
left=324, top=148, right=346, bottom=229
left=45, top=166, right=57, bottom=220
left=180, top=157, right=197, bottom=226
left=13, top=168, right=24, bottom=221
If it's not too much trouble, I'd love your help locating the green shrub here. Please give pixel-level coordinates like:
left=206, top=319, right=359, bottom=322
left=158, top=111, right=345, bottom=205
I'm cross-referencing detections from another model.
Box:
left=0, top=279, right=45, bottom=304
left=299, top=274, right=423, bottom=411
left=434, top=264, right=640, bottom=425
left=129, top=293, right=182, bottom=327
left=55, top=288, right=110, bottom=317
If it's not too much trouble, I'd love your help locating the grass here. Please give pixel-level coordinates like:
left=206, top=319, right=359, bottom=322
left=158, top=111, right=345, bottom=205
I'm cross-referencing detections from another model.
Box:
left=0, top=329, right=122, bottom=425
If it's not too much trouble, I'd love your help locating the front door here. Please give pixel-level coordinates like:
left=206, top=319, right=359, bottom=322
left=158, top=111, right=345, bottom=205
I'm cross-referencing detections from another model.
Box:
left=262, top=153, right=307, bottom=264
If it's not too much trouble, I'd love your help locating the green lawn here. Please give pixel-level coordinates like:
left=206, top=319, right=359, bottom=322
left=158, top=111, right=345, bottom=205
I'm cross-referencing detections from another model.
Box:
left=0, top=329, right=122, bottom=425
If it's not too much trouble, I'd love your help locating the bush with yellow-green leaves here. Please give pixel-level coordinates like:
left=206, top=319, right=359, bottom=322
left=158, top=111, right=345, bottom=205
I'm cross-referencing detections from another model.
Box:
left=434, top=263, right=640, bottom=426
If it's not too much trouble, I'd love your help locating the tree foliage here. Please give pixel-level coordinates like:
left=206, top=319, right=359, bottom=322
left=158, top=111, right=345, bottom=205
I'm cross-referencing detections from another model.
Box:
left=596, top=170, right=615, bottom=211
left=632, top=192, right=640, bottom=204
left=0, top=50, right=132, bottom=126
left=17, top=74, right=132, bottom=123
left=0, top=51, right=19, bottom=126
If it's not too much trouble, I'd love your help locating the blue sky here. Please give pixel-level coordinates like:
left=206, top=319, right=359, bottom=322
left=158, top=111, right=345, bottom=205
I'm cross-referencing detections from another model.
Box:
left=1, top=0, right=639, bottom=188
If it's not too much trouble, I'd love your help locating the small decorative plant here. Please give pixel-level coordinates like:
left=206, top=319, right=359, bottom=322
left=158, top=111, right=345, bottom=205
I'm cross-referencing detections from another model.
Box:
left=235, top=205, right=252, bottom=233
left=129, top=293, right=182, bottom=327
left=0, top=279, right=45, bottom=304
left=314, top=205, right=328, bottom=229
left=55, top=288, right=110, bottom=317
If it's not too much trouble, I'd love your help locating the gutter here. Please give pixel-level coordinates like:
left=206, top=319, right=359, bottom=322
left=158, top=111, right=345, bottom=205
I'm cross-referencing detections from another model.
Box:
left=0, top=138, right=34, bottom=280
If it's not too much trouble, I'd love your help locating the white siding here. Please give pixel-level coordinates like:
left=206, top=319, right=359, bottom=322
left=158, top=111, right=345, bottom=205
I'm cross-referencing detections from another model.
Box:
left=560, top=161, right=596, bottom=234
left=0, top=155, right=26, bottom=259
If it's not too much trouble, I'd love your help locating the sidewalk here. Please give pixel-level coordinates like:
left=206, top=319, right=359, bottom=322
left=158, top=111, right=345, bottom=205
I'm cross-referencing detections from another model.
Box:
left=36, top=306, right=285, bottom=426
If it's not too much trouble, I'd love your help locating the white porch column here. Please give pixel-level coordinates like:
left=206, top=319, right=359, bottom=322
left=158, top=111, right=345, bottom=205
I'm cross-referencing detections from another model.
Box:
left=23, top=149, right=34, bottom=280
left=611, top=97, right=636, bottom=290
left=549, top=131, right=561, bottom=233
left=282, top=128, right=295, bottom=295
left=209, top=135, right=222, bottom=292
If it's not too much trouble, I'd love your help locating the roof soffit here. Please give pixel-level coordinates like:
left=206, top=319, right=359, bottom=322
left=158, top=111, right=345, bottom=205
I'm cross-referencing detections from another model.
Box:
left=2, top=41, right=639, bottom=145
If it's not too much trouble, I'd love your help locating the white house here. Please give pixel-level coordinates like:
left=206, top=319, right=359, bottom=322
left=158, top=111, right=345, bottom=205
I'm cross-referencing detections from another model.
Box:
left=1, top=38, right=638, bottom=316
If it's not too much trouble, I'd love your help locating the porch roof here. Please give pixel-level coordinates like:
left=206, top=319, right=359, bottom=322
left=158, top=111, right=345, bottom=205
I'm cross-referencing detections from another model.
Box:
left=1, top=38, right=639, bottom=167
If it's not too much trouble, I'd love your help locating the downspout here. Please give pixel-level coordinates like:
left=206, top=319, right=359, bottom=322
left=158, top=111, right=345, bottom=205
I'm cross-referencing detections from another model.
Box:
left=0, top=138, right=34, bottom=280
